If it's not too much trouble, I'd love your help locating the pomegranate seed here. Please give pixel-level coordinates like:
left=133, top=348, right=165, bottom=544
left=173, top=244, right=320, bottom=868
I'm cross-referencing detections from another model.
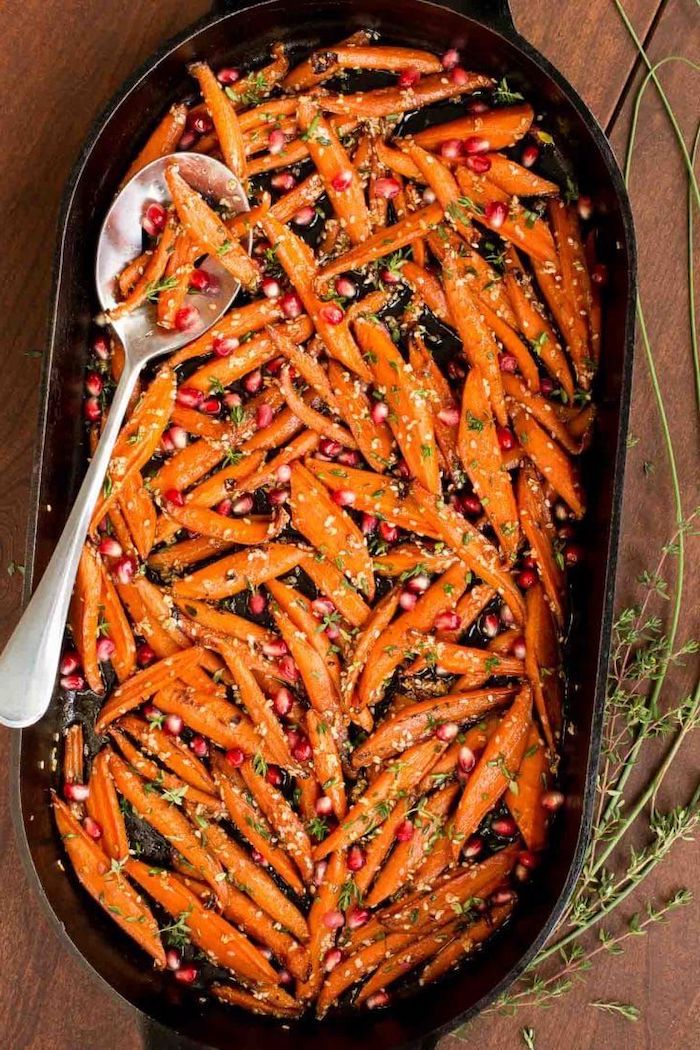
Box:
left=422, top=187, right=437, bottom=204
left=275, top=462, right=292, bottom=483
left=542, top=790, right=565, bottom=812
left=60, top=651, right=80, bottom=676
left=514, top=862, right=531, bottom=882
left=458, top=746, right=476, bottom=773
left=273, top=688, right=294, bottom=717
left=176, top=386, right=204, bottom=408
left=565, top=543, right=584, bottom=566
left=166, top=948, right=182, bottom=971
left=511, top=636, right=527, bottom=660
left=319, top=437, right=342, bottom=458
left=142, top=201, right=167, bottom=237
left=465, top=154, right=492, bottom=174
left=311, top=597, right=335, bottom=618
left=292, top=735, right=312, bottom=762
left=82, top=816, right=103, bottom=840
left=435, top=406, right=459, bottom=427
left=279, top=291, right=303, bottom=319
left=174, top=965, right=198, bottom=984
left=468, top=99, right=490, bottom=115
left=500, top=352, right=519, bottom=374
left=92, top=332, right=111, bottom=361
left=347, top=845, right=366, bottom=872
left=319, top=303, right=344, bottom=325
left=190, top=735, right=208, bottom=759
left=334, top=276, right=357, bottom=299
left=331, top=169, right=353, bottom=192
left=577, top=195, right=594, bottom=221
left=521, top=143, right=539, bottom=168
left=481, top=612, right=500, bottom=638
left=256, top=403, right=273, bottom=429
left=540, top=376, right=556, bottom=396
left=450, top=67, right=469, bottom=85
left=496, top=426, right=516, bottom=452
left=266, top=765, right=283, bottom=787
left=399, top=590, right=417, bottom=611
left=251, top=849, right=265, bottom=864
left=261, top=276, right=281, bottom=299
left=592, top=263, right=608, bottom=286
left=367, top=991, right=390, bottom=1010
left=64, top=781, right=89, bottom=802
left=491, top=888, right=516, bottom=905
left=136, top=643, right=155, bottom=667
left=463, top=834, right=484, bottom=858
left=440, top=138, right=463, bottom=160
left=332, top=488, right=356, bottom=507
left=396, top=459, right=411, bottom=479
left=174, top=305, right=200, bottom=332
left=164, top=488, right=185, bottom=507
left=492, top=815, right=517, bottom=837
left=395, top=819, right=414, bottom=843
left=231, top=495, right=254, bottom=515
left=373, top=177, right=401, bottom=200
left=347, top=906, right=369, bottom=929
left=268, top=128, right=287, bottom=154
left=85, top=372, right=104, bottom=397
left=263, top=639, right=288, bottom=659
left=322, top=910, right=345, bottom=930
left=268, top=486, right=289, bottom=505
left=84, top=397, right=101, bottom=422
left=501, top=603, right=515, bottom=626
left=271, top=171, right=296, bottom=192
left=518, top=850, right=538, bottom=870
left=379, top=521, right=399, bottom=542
left=96, top=637, right=116, bottom=662
left=485, top=200, right=508, bottom=229
left=447, top=360, right=466, bottom=380
left=324, top=947, right=343, bottom=973
left=517, top=567, right=537, bottom=590
left=315, top=795, right=333, bottom=816
left=168, top=424, right=189, bottom=450
left=97, top=537, right=122, bottom=559
left=215, top=498, right=232, bottom=516
left=521, top=555, right=536, bottom=569
left=217, top=66, right=240, bottom=85
left=433, top=610, right=460, bottom=633
left=406, top=575, right=430, bottom=595
left=248, top=591, right=267, bottom=616
left=398, top=67, right=421, bottom=88
left=211, top=334, right=239, bottom=358
left=164, top=713, right=184, bottom=737
left=188, top=111, right=213, bottom=135
left=314, top=860, right=328, bottom=885
left=380, top=267, right=401, bottom=286
left=441, top=48, right=460, bottom=69
left=242, top=369, right=262, bottom=395
left=279, top=655, right=299, bottom=683
left=178, top=130, right=197, bottom=150
left=461, top=493, right=483, bottom=516
left=278, top=969, right=293, bottom=987
left=436, top=722, right=459, bottom=742
left=464, top=136, right=490, bottom=155
left=293, top=205, right=316, bottom=226
left=225, top=747, right=245, bottom=768
left=325, top=622, right=340, bottom=641
left=114, top=556, right=136, bottom=585
left=361, top=513, right=378, bottom=534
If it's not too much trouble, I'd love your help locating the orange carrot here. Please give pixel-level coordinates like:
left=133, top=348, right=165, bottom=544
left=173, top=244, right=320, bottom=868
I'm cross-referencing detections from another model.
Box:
left=121, top=103, right=188, bottom=185
left=420, top=902, right=514, bottom=984
left=505, top=725, right=550, bottom=851
left=190, top=61, right=247, bottom=177
left=86, top=748, right=130, bottom=861
left=318, top=203, right=443, bottom=280
left=301, top=554, right=371, bottom=629
left=94, top=647, right=204, bottom=731
left=69, top=543, right=103, bottom=693
left=240, top=758, right=314, bottom=883
left=327, top=361, right=395, bottom=472
left=524, top=582, right=563, bottom=751
left=510, top=405, right=585, bottom=517
left=320, top=69, right=493, bottom=119
left=297, top=849, right=346, bottom=1003
left=516, top=464, right=567, bottom=625
left=171, top=542, right=305, bottom=601
left=413, top=104, right=534, bottom=151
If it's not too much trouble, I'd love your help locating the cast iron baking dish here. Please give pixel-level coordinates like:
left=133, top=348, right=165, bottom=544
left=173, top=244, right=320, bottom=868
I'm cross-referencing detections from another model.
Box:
left=11, top=1, right=636, bottom=1047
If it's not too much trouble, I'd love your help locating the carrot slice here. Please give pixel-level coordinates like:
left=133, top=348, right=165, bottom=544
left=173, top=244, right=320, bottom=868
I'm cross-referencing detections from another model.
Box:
left=318, top=203, right=443, bottom=281
left=108, top=219, right=178, bottom=320
left=524, top=582, right=563, bottom=751
left=171, top=542, right=305, bottom=601
left=503, top=373, right=580, bottom=454
left=420, top=902, right=514, bottom=984
left=266, top=578, right=342, bottom=691
left=510, top=405, right=585, bottom=517
left=121, top=103, right=187, bottom=185
left=414, top=104, right=534, bottom=151
left=450, top=685, right=532, bottom=857
left=297, top=849, right=346, bottom=1003
left=118, top=472, right=156, bottom=559
left=316, top=932, right=415, bottom=1016
left=212, top=983, right=301, bottom=1019
left=85, top=748, right=130, bottom=861
left=69, top=543, right=103, bottom=693
left=301, top=554, right=371, bottom=628
left=157, top=228, right=200, bottom=329
left=483, top=153, right=559, bottom=197
left=357, top=922, right=460, bottom=1002
left=326, top=361, right=395, bottom=472
left=516, top=464, right=566, bottom=625
left=320, top=69, right=493, bottom=119
left=190, top=61, right=247, bottom=177
left=63, top=724, right=84, bottom=787
left=548, top=198, right=595, bottom=378
left=341, top=587, right=401, bottom=712
left=53, top=796, right=165, bottom=966
left=505, top=724, right=550, bottom=851
left=118, top=714, right=215, bottom=793
left=533, top=257, right=592, bottom=389
left=240, top=758, right=314, bottom=883
left=225, top=43, right=289, bottom=107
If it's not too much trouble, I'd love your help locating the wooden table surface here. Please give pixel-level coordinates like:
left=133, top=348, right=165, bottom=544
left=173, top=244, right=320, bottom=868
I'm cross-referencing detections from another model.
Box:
left=0, top=1, right=698, bottom=1048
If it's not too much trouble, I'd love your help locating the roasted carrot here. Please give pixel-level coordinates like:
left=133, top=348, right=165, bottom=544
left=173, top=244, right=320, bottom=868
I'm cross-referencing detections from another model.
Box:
left=405, top=639, right=523, bottom=682
left=300, top=554, right=371, bottom=628
left=94, top=647, right=204, bottom=731
left=516, top=464, right=567, bottom=625
left=225, top=43, right=289, bottom=107
left=282, top=30, right=371, bottom=90
left=482, top=153, right=559, bottom=197
left=118, top=714, right=215, bottom=794
left=266, top=578, right=342, bottom=692
left=240, top=758, right=314, bottom=883
left=63, top=724, right=84, bottom=787
left=171, top=542, right=305, bottom=601
left=327, top=361, right=395, bottom=472
left=69, top=543, right=103, bottom=693
left=413, top=104, right=534, bottom=151
left=320, top=69, right=493, bottom=119
left=524, top=581, right=563, bottom=751
left=357, top=922, right=460, bottom=1002
left=510, top=405, right=585, bottom=517
left=505, top=725, right=550, bottom=851
left=212, top=982, right=301, bottom=1019
left=316, top=932, right=415, bottom=1016
left=108, top=218, right=178, bottom=320
left=318, top=202, right=443, bottom=280
left=341, top=587, right=401, bottom=712
left=85, top=748, right=130, bottom=861
left=297, top=849, right=346, bottom=1002
left=420, top=902, right=514, bottom=984
left=190, top=61, right=247, bottom=177
left=533, top=257, right=592, bottom=389
left=121, top=103, right=188, bottom=185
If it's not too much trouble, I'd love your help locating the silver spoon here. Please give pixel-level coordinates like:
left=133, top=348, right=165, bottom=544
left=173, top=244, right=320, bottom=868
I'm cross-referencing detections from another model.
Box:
left=0, top=153, right=250, bottom=728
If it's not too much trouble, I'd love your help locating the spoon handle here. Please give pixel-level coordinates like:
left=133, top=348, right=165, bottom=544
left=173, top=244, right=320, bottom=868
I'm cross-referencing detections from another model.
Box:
left=0, top=359, right=140, bottom=728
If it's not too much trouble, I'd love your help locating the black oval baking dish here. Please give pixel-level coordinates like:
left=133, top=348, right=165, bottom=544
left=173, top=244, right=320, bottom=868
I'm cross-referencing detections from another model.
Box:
left=11, top=2, right=636, bottom=1048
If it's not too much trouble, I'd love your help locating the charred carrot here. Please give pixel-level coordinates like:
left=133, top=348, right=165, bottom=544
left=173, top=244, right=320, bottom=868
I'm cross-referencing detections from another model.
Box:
left=69, top=543, right=103, bottom=694
left=190, top=61, right=247, bottom=177
left=318, top=203, right=443, bottom=280
left=320, top=69, right=493, bottom=119
left=413, top=104, right=533, bottom=151
left=420, top=902, right=514, bottom=984
left=505, top=724, right=550, bottom=851
left=171, top=542, right=305, bottom=601
left=510, top=405, right=585, bottom=517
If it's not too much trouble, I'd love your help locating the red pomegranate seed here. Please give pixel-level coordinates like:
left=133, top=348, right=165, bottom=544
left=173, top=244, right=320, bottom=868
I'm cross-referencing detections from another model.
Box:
left=592, top=263, right=608, bottom=286
left=380, top=267, right=401, bottom=285
left=319, top=303, right=344, bottom=325
left=467, top=99, right=490, bottom=115
left=81, top=816, right=102, bottom=840
left=500, top=352, right=519, bottom=374
left=313, top=860, right=328, bottom=885
left=347, top=906, right=369, bottom=929
left=64, top=781, right=90, bottom=802
left=217, top=66, right=240, bottom=85
left=85, top=372, right=103, bottom=397
left=517, top=567, right=537, bottom=590
left=84, top=397, right=101, bottom=422
left=261, top=277, right=281, bottom=299
left=422, top=186, right=437, bottom=204
left=279, top=655, right=299, bottom=683
left=332, top=488, right=356, bottom=507
left=441, top=48, right=460, bottom=69
left=406, top=575, right=430, bottom=595
left=163, top=713, right=183, bottom=737
left=231, top=495, right=254, bottom=515
left=268, top=486, right=289, bottom=505
left=142, top=201, right=167, bottom=237
left=501, top=603, right=515, bottom=626
left=114, top=556, right=136, bottom=585
left=518, top=850, right=538, bottom=870
left=521, top=143, right=539, bottom=168
left=164, top=488, right=185, bottom=507
left=458, top=746, right=476, bottom=774
left=379, top=520, right=399, bottom=542
left=60, top=651, right=80, bottom=676
left=399, top=590, right=417, bottom=612
left=434, top=610, right=461, bottom=632
left=437, top=406, right=460, bottom=427
left=439, top=138, right=463, bottom=160
left=215, top=498, right=232, bottom=517
left=315, top=795, right=333, bottom=816
left=521, top=555, right=536, bottom=569
left=292, top=735, right=312, bottom=762
left=436, top=722, right=459, bottom=742
left=166, top=948, right=182, bottom=971
left=322, top=910, right=345, bottom=930
left=97, top=537, right=122, bottom=559
left=463, top=834, right=484, bottom=858
left=492, top=815, right=517, bottom=837
left=361, top=513, right=378, bottom=534
left=92, top=332, right=111, bottom=361
left=174, top=305, right=200, bottom=332
left=174, top=965, right=198, bottom=984
left=485, top=200, right=508, bottom=229
left=96, top=637, right=116, bottom=662
left=275, top=462, right=292, bottom=483
left=280, top=291, right=303, bottom=319
left=178, top=130, right=197, bottom=150
left=450, top=67, right=469, bottom=85
left=542, top=790, right=565, bottom=812
left=266, top=765, right=283, bottom=787
left=395, top=819, right=414, bottom=842
left=540, top=376, right=556, bottom=396
left=225, top=747, right=245, bottom=768
left=256, top=403, right=274, bottom=428
left=324, top=947, right=343, bottom=972
left=190, top=735, right=208, bottom=759
left=248, top=591, right=267, bottom=616
left=373, top=176, right=401, bottom=200
left=136, top=643, right=156, bottom=667
left=461, top=493, right=483, bottom=516
left=319, top=437, right=342, bottom=458
left=278, top=968, right=293, bottom=986
left=347, top=845, right=366, bottom=872
left=311, top=597, right=335, bottom=618
left=293, top=205, right=316, bottom=226
left=398, top=67, right=421, bottom=88
left=491, top=888, right=516, bottom=905
left=212, top=334, right=239, bottom=358
left=188, top=110, right=213, bottom=135
left=481, top=612, right=500, bottom=638
left=271, top=171, right=296, bottom=192
left=176, top=386, right=204, bottom=408
left=334, top=276, right=357, bottom=299
left=511, top=636, right=527, bottom=660
left=331, top=169, right=353, bottom=192
left=577, top=195, right=593, bottom=221
left=367, top=991, right=390, bottom=1010
left=466, top=154, right=492, bottom=174
left=268, top=128, right=286, bottom=155
left=168, top=424, right=189, bottom=450
left=251, top=849, right=265, bottom=864
left=496, top=426, right=516, bottom=452
left=464, top=136, right=490, bottom=155
left=263, top=639, right=288, bottom=658
left=565, top=543, right=584, bottom=566
left=273, top=687, right=294, bottom=717
left=242, top=369, right=263, bottom=394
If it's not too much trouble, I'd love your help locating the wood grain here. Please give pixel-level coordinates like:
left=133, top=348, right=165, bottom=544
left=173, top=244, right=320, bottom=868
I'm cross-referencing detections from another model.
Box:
left=0, top=1, right=697, bottom=1048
